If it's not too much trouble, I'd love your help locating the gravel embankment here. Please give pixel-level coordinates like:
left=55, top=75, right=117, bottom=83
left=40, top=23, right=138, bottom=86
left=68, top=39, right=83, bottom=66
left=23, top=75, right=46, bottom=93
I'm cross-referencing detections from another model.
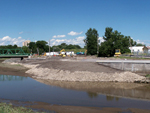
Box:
left=25, top=65, right=146, bottom=82
left=2, top=58, right=147, bottom=82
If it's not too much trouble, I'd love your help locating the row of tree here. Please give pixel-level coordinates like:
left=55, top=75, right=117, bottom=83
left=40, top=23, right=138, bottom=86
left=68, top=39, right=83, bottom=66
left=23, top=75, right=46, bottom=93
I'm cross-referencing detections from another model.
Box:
left=0, top=27, right=145, bottom=56
left=0, top=42, right=82, bottom=55
left=84, top=27, right=144, bottom=57
left=25, top=41, right=82, bottom=54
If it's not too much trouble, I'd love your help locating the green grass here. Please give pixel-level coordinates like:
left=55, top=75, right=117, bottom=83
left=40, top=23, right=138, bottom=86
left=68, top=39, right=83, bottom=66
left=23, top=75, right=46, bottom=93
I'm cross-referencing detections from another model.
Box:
left=65, top=49, right=86, bottom=53
left=13, top=64, right=21, bottom=66
left=145, top=74, right=150, bottom=78
left=0, top=103, right=44, bottom=113
left=116, top=56, right=150, bottom=60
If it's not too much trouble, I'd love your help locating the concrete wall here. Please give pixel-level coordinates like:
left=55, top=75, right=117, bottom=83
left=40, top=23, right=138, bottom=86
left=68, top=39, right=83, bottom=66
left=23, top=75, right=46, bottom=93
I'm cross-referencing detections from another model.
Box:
left=98, top=62, right=150, bottom=72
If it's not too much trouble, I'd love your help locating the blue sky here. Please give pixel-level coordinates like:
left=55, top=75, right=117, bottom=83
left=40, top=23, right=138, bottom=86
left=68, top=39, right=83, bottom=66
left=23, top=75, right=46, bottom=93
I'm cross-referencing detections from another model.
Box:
left=0, top=0, right=150, bottom=47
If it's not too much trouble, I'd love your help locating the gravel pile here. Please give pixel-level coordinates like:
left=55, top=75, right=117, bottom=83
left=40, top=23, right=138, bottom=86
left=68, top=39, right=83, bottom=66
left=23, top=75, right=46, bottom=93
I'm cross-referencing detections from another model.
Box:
left=25, top=64, right=146, bottom=82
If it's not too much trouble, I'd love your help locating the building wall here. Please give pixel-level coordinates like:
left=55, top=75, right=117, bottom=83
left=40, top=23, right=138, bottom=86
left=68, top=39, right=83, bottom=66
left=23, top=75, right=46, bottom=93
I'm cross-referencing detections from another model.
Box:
left=129, top=46, right=148, bottom=53
left=23, top=40, right=31, bottom=46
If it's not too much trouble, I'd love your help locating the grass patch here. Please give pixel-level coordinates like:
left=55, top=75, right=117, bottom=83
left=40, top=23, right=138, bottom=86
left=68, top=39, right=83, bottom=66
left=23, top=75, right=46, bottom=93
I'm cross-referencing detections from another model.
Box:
left=12, top=64, right=21, bottom=66
left=145, top=74, right=150, bottom=78
left=0, top=103, right=37, bottom=113
left=65, top=49, right=86, bottom=53
left=116, top=56, right=150, bottom=60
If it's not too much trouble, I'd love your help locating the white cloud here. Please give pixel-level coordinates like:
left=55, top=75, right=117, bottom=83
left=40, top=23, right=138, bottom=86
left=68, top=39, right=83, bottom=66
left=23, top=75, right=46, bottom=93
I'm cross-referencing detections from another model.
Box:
left=0, top=42, right=5, bottom=45
left=1, top=36, right=12, bottom=41
left=68, top=31, right=83, bottom=36
left=19, top=31, right=23, bottom=34
left=50, top=36, right=85, bottom=47
left=52, top=35, right=66, bottom=38
left=18, top=37, right=22, bottom=39
left=136, top=39, right=144, bottom=44
left=0, top=36, right=26, bottom=46
left=98, top=37, right=104, bottom=43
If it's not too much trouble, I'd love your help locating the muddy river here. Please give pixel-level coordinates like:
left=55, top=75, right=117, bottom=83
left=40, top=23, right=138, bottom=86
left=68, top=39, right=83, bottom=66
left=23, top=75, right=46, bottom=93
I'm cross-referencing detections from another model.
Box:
left=0, top=75, right=150, bottom=111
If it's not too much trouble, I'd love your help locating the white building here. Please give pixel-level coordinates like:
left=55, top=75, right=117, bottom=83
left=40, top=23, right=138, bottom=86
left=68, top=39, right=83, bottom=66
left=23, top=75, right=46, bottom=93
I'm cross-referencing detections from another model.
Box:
left=147, top=46, right=150, bottom=53
left=66, top=51, right=75, bottom=55
left=22, top=40, right=31, bottom=46
left=45, top=51, right=75, bottom=56
left=46, top=52, right=59, bottom=56
left=129, top=46, right=148, bottom=53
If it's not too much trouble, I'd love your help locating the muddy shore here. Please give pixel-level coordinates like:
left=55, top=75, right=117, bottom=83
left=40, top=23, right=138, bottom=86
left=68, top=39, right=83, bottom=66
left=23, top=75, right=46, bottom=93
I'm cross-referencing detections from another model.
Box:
left=1, top=98, right=150, bottom=113
left=0, top=60, right=30, bottom=77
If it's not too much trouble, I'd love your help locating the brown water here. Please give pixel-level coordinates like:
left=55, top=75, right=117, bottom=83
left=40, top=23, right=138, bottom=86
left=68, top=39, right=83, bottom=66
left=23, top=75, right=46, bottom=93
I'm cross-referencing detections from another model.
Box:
left=0, top=75, right=150, bottom=110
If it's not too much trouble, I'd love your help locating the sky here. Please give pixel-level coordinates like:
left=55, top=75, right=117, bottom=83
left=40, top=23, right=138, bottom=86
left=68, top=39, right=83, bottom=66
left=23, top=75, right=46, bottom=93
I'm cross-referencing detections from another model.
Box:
left=0, top=0, right=150, bottom=47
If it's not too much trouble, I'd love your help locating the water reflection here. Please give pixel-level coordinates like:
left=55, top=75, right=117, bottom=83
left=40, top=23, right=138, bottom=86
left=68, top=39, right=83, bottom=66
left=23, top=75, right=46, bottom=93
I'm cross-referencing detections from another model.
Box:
left=0, top=75, right=150, bottom=109
left=106, top=96, right=119, bottom=101
left=35, top=79, right=150, bottom=100
left=87, top=92, right=98, bottom=98
left=0, top=75, right=27, bottom=81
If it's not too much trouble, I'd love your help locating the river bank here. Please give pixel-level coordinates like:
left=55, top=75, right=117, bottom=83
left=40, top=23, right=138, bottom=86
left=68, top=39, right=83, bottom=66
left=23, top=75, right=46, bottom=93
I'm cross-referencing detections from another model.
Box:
left=1, top=98, right=150, bottom=113
left=0, top=57, right=149, bottom=82
left=1, top=58, right=150, bottom=113
left=0, top=60, right=30, bottom=77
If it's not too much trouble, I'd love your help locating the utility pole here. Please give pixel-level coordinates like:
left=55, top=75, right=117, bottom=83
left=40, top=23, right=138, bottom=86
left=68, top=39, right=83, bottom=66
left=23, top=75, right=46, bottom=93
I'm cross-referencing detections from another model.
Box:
left=129, top=37, right=132, bottom=52
left=49, top=39, right=50, bottom=57
left=97, top=38, right=100, bottom=56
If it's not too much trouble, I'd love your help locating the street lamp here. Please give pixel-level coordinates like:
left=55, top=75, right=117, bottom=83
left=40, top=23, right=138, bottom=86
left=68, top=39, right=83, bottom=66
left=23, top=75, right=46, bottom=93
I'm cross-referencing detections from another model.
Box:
left=49, top=39, right=50, bottom=57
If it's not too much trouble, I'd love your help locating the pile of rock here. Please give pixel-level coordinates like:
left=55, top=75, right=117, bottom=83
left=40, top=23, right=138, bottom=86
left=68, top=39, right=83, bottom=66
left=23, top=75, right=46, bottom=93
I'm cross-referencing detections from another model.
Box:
left=25, top=64, right=147, bottom=83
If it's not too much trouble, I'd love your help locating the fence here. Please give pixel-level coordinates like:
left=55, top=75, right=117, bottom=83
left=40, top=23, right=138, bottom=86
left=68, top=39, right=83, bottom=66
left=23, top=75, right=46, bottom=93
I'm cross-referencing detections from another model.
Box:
left=121, top=51, right=150, bottom=58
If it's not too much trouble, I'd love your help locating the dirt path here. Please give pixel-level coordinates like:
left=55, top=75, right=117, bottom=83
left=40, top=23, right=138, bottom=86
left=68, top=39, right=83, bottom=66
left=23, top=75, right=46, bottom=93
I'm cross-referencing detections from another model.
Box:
left=21, top=56, right=123, bottom=73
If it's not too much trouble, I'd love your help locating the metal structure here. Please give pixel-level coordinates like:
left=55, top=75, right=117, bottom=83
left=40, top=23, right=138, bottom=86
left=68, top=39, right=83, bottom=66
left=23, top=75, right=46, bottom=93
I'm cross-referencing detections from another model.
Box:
left=0, top=48, right=29, bottom=60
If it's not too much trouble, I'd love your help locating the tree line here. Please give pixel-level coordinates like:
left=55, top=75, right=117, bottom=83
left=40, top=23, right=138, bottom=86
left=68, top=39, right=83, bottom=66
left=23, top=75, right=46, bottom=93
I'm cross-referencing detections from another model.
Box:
left=0, top=41, right=82, bottom=55
left=85, top=27, right=144, bottom=57
left=0, top=27, right=145, bottom=56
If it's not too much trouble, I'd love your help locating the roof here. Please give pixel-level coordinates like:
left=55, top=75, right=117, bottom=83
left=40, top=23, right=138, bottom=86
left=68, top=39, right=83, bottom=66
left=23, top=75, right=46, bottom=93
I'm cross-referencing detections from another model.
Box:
left=129, top=46, right=144, bottom=49
left=147, top=46, right=150, bottom=49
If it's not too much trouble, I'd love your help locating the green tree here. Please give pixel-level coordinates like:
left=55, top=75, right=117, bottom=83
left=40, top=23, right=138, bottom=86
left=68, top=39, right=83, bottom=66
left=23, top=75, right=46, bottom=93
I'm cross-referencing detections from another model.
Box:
left=85, top=28, right=99, bottom=55
left=13, top=44, right=18, bottom=48
left=28, top=42, right=37, bottom=53
left=22, top=46, right=30, bottom=53
left=58, top=43, right=67, bottom=49
left=36, top=41, right=48, bottom=49
left=99, top=27, right=136, bottom=57
left=136, top=43, right=145, bottom=46
left=35, top=40, right=48, bottom=54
